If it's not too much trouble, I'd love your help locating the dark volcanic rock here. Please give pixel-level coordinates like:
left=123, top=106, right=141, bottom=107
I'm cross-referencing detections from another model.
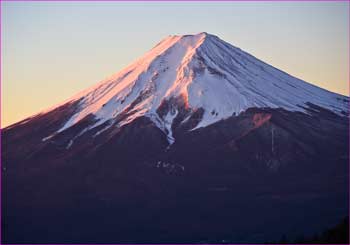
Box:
left=1, top=106, right=348, bottom=243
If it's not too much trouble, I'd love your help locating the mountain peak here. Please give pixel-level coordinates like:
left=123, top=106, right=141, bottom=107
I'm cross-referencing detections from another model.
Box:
left=42, top=33, right=348, bottom=145
left=156, top=32, right=217, bottom=52
left=168, top=32, right=211, bottom=38
left=180, top=32, right=212, bottom=38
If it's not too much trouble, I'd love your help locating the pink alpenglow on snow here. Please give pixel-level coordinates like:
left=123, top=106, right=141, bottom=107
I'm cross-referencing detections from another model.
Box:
left=40, top=32, right=348, bottom=145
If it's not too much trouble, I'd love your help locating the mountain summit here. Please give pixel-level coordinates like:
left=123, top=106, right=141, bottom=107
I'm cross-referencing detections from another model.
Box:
left=3, top=33, right=349, bottom=244
left=35, top=32, right=348, bottom=145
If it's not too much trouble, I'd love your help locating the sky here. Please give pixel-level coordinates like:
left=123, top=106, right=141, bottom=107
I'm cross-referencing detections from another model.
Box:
left=1, top=1, right=349, bottom=128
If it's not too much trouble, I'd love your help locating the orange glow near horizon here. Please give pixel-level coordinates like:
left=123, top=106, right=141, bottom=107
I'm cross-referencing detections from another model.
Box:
left=2, top=2, right=349, bottom=128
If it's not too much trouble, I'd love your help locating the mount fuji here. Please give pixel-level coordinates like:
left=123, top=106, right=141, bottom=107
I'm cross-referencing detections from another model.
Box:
left=2, top=33, right=349, bottom=243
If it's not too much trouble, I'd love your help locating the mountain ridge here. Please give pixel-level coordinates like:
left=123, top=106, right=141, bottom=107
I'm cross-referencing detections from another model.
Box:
left=14, top=32, right=348, bottom=146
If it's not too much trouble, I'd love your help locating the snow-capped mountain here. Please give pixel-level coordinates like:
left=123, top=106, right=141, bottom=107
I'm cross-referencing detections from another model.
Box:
left=2, top=33, right=349, bottom=244
left=37, top=32, right=348, bottom=145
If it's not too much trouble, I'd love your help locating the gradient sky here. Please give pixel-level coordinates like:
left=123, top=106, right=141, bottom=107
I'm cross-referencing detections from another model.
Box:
left=2, top=1, right=349, bottom=127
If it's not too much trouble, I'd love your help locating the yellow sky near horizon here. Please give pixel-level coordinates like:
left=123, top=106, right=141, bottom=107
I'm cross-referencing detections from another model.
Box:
left=2, top=2, right=349, bottom=128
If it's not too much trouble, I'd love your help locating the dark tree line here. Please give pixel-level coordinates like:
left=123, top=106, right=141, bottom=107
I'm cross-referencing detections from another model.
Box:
left=268, top=216, right=349, bottom=244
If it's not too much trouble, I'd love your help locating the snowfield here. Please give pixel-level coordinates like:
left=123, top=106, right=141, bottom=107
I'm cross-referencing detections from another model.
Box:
left=42, top=32, right=349, bottom=144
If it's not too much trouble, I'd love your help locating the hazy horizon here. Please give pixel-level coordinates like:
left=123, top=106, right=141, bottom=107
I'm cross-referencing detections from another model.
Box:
left=2, top=1, right=349, bottom=127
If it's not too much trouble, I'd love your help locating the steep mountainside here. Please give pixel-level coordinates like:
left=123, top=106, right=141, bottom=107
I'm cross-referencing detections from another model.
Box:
left=16, top=32, right=348, bottom=145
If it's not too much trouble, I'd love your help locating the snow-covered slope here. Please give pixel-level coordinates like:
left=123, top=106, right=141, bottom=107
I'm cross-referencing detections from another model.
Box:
left=43, top=32, right=349, bottom=143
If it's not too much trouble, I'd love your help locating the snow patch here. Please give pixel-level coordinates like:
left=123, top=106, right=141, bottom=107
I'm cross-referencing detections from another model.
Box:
left=163, top=109, right=178, bottom=144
